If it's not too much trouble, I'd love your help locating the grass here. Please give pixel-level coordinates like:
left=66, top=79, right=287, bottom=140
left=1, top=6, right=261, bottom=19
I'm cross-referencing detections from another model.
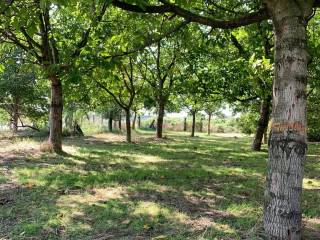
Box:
left=0, top=131, right=319, bottom=239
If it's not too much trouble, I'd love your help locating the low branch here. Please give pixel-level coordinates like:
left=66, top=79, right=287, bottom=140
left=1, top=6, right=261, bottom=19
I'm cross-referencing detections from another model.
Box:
left=18, top=125, right=40, bottom=131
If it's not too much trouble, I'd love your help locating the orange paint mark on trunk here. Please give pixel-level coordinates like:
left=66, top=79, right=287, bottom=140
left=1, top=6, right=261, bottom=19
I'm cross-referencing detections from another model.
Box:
left=271, top=121, right=306, bottom=134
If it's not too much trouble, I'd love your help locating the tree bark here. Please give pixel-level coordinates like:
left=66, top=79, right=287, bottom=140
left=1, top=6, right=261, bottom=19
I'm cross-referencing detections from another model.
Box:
left=264, top=1, right=312, bottom=239
left=48, top=75, right=63, bottom=153
left=183, top=117, right=187, bottom=131
left=156, top=100, right=165, bottom=138
left=191, top=111, right=196, bottom=137
left=252, top=97, right=271, bottom=151
left=125, top=109, right=131, bottom=143
left=208, top=113, right=212, bottom=135
left=132, top=110, right=137, bottom=130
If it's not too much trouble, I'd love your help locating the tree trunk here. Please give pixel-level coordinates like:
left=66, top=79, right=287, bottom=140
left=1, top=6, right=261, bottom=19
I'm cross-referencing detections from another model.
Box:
left=138, top=115, right=141, bottom=128
left=11, top=97, right=19, bottom=133
left=156, top=100, right=165, bottom=138
left=264, top=2, right=312, bottom=239
left=200, top=119, right=203, bottom=133
left=108, top=115, right=113, bottom=132
left=208, top=113, right=212, bottom=135
left=132, top=110, right=137, bottom=130
left=263, top=127, right=268, bottom=144
left=191, top=111, right=196, bottom=137
left=125, top=109, right=131, bottom=143
left=118, top=112, right=122, bottom=130
left=149, top=119, right=155, bottom=129
left=183, top=117, right=187, bottom=131
left=252, top=97, right=271, bottom=151
left=48, top=75, right=63, bottom=153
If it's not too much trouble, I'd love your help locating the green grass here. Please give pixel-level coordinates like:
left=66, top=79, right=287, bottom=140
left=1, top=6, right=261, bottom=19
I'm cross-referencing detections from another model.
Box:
left=0, top=132, right=319, bottom=239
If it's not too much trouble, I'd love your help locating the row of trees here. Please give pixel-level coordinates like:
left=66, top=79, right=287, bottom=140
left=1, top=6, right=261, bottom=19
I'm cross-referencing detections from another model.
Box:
left=1, top=1, right=320, bottom=239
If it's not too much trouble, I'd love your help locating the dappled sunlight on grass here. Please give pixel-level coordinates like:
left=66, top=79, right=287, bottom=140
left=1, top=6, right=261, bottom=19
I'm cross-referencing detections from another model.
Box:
left=0, top=132, right=319, bottom=239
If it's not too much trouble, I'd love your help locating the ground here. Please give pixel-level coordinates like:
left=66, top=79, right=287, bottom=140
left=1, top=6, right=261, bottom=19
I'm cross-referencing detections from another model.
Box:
left=0, top=131, right=319, bottom=240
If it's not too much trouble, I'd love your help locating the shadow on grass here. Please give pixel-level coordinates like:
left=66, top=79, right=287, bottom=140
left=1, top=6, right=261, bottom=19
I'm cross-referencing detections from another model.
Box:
left=0, top=133, right=319, bottom=239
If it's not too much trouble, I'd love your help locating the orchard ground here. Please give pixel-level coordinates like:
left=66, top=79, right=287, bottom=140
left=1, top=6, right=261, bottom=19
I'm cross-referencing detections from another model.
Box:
left=0, top=131, right=319, bottom=240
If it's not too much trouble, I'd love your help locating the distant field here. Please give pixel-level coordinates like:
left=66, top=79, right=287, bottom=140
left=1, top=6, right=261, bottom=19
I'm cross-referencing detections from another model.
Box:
left=0, top=131, right=319, bottom=239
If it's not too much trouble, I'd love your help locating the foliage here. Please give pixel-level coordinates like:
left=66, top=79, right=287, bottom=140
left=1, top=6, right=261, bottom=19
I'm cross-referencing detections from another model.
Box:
left=0, top=46, right=49, bottom=128
left=237, top=112, right=259, bottom=135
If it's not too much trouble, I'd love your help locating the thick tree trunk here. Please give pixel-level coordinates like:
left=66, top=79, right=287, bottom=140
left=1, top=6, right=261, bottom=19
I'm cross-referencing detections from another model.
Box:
left=108, top=115, right=113, bottom=132
left=138, top=115, right=141, bottom=128
left=252, top=97, right=271, bottom=151
left=125, top=109, right=131, bottom=143
left=191, top=111, right=196, bottom=137
left=264, top=2, right=312, bottom=239
left=208, top=114, right=212, bottom=135
left=132, top=110, right=137, bottom=130
left=11, top=97, right=19, bottom=133
left=48, top=75, right=63, bottom=153
left=183, top=117, right=187, bottom=131
left=156, top=101, right=165, bottom=138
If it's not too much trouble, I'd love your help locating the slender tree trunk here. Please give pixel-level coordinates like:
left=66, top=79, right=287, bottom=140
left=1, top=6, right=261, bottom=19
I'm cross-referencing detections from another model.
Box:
left=252, top=97, right=271, bottom=151
left=108, top=115, right=113, bottom=132
left=264, top=2, right=312, bottom=239
left=118, top=111, right=122, bottom=130
left=200, top=118, right=203, bottom=133
left=191, top=111, right=196, bottom=137
left=11, top=97, right=19, bottom=133
left=132, top=110, right=137, bottom=130
left=183, top=117, right=187, bottom=131
left=138, top=115, right=141, bottom=128
left=125, top=109, right=131, bottom=143
left=48, top=75, right=63, bottom=153
left=263, top=127, right=268, bottom=144
left=156, top=100, right=165, bottom=138
left=208, top=113, right=212, bottom=135
left=149, top=119, right=155, bottom=129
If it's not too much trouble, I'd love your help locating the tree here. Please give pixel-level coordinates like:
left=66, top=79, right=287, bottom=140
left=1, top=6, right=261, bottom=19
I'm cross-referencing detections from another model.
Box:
left=0, top=0, right=109, bottom=152
left=203, top=101, right=222, bottom=136
left=140, top=38, right=181, bottom=138
left=230, top=25, right=274, bottom=151
left=111, top=1, right=320, bottom=238
left=93, top=56, right=145, bottom=142
left=0, top=46, right=48, bottom=133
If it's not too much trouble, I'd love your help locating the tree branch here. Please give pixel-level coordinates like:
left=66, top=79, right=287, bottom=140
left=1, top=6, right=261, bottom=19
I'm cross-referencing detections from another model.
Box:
left=105, top=19, right=189, bottom=59
left=112, top=0, right=269, bottom=29
left=71, top=0, right=109, bottom=58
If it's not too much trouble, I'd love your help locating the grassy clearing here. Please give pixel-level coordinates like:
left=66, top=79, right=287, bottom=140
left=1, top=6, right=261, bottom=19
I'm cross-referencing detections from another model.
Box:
left=0, top=131, right=319, bottom=239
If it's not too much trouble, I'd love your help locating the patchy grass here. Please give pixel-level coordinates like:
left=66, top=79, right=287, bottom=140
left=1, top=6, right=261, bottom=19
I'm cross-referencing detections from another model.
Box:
left=0, top=132, right=319, bottom=239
